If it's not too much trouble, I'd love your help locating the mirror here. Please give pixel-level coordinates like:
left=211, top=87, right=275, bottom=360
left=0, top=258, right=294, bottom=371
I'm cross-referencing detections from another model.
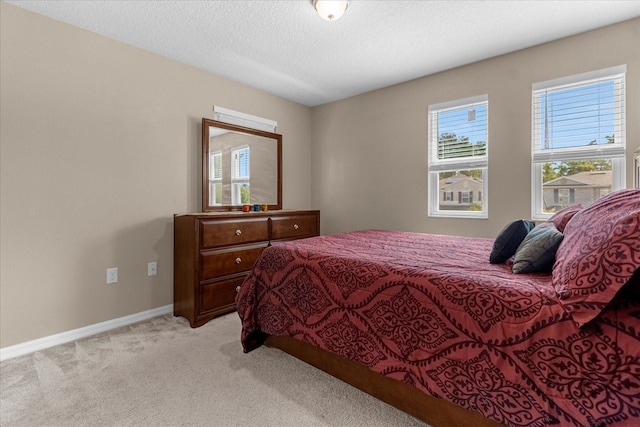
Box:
left=202, top=118, right=282, bottom=211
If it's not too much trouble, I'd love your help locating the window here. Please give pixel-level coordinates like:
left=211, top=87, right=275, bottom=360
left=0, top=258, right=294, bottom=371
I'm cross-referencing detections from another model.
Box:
left=531, top=66, right=626, bottom=219
left=555, top=188, right=573, bottom=205
left=428, top=95, right=488, bottom=218
left=208, top=151, right=222, bottom=205
left=231, top=146, right=250, bottom=205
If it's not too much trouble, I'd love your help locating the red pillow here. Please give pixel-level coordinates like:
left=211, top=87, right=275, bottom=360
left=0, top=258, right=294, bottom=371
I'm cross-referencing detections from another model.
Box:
left=548, top=204, right=582, bottom=232
left=552, top=189, right=640, bottom=327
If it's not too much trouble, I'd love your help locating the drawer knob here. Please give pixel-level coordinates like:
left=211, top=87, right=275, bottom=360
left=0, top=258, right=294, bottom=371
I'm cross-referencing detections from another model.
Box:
left=235, top=229, right=242, bottom=236
left=235, top=257, right=242, bottom=264
left=235, top=286, right=241, bottom=293
left=293, top=224, right=299, bottom=230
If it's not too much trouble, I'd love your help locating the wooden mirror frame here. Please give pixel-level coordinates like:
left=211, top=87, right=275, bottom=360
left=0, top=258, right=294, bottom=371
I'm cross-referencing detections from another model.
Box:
left=202, top=118, right=282, bottom=211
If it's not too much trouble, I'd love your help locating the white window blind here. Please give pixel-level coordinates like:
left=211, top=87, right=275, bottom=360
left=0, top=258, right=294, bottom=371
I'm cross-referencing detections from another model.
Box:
left=532, top=66, right=625, bottom=163
left=211, top=152, right=222, bottom=180
left=429, top=95, right=488, bottom=171
left=209, top=151, right=223, bottom=205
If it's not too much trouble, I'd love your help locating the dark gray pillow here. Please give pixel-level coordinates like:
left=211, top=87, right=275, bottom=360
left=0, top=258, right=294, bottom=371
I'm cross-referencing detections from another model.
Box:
left=512, top=224, right=564, bottom=274
left=489, top=219, right=536, bottom=264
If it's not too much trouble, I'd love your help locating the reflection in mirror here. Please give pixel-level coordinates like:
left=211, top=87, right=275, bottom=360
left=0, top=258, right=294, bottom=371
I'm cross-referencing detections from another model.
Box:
left=202, top=119, right=282, bottom=211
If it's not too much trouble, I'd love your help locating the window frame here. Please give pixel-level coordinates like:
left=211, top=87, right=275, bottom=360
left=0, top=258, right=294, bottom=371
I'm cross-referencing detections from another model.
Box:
left=428, top=94, right=489, bottom=219
left=208, top=151, right=223, bottom=205
left=531, top=66, right=626, bottom=220
left=231, top=145, right=250, bottom=205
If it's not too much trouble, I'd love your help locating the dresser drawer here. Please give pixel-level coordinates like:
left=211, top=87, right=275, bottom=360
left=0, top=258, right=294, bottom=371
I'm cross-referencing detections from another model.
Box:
left=199, top=218, right=269, bottom=249
left=199, top=276, right=244, bottom=314
left=175, top=210, right=319, bottom=328
left=271, top=214, right=319, bottom=240
left=200, top=245, right=266, bottom=280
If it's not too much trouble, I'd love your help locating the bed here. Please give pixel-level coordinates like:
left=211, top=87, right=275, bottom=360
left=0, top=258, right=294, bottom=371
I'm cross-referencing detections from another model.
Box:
left=236, top=189, right=640, bottom=427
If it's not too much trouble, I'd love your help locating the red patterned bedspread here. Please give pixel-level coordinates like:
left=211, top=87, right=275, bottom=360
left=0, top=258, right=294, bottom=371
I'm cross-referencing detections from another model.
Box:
left=236, top=230, right=640, bottom=427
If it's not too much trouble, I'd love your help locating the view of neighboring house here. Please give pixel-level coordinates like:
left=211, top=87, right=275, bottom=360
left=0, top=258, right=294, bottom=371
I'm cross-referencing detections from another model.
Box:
left=542, top=170, right=612, bottom=212
left=439, top=173, right=483, bottom=210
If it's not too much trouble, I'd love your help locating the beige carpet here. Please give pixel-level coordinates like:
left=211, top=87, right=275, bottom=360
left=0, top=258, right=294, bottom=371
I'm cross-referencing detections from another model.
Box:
left=1, top=313, right=428, bottom=426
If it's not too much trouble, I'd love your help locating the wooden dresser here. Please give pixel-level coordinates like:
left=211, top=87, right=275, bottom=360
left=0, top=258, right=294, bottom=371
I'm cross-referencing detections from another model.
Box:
left=173, top=210, right=320, bottom=327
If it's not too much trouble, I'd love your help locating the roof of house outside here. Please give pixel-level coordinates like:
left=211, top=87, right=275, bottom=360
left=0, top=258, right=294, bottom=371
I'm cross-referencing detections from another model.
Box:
left=439, top=173, right=483, bottom=190
left=543, top=170, right=612, bottom=188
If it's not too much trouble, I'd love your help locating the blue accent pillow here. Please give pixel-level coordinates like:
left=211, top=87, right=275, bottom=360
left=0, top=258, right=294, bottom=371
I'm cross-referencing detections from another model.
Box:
left=512, top=224, right=564, bottom=274
left=490, top=219, right=536, bottom=264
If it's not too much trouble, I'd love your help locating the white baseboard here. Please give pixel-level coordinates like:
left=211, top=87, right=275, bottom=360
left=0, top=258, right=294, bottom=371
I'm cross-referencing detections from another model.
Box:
left=0, top=304, right=173, bottom=362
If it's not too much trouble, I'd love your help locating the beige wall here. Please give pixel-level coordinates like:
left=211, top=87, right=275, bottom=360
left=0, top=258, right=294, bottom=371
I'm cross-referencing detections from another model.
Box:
left=311, top=18, right=640, bottom=237
left=2, top=1, right=639, bottom=349
left=0, top=2, right=312, bottom=347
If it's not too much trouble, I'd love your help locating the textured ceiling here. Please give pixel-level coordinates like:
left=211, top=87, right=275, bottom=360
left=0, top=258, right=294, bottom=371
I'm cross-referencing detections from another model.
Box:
left=6, top=0, right=640, bottom=106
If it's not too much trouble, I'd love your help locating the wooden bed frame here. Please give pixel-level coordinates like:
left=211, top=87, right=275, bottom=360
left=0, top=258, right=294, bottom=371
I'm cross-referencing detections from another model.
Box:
left=265, top=334, right=505, bottom=427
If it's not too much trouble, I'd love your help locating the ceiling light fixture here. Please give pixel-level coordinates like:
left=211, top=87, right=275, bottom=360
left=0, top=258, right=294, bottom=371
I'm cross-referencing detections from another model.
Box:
left=313, top=0, right=349, bottom=21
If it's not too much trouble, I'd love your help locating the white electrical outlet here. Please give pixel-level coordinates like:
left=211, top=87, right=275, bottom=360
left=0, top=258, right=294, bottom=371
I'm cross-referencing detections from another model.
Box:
left=107, top=267, right=118, bottom=284
left=148, top=262, right=157, bottom=276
